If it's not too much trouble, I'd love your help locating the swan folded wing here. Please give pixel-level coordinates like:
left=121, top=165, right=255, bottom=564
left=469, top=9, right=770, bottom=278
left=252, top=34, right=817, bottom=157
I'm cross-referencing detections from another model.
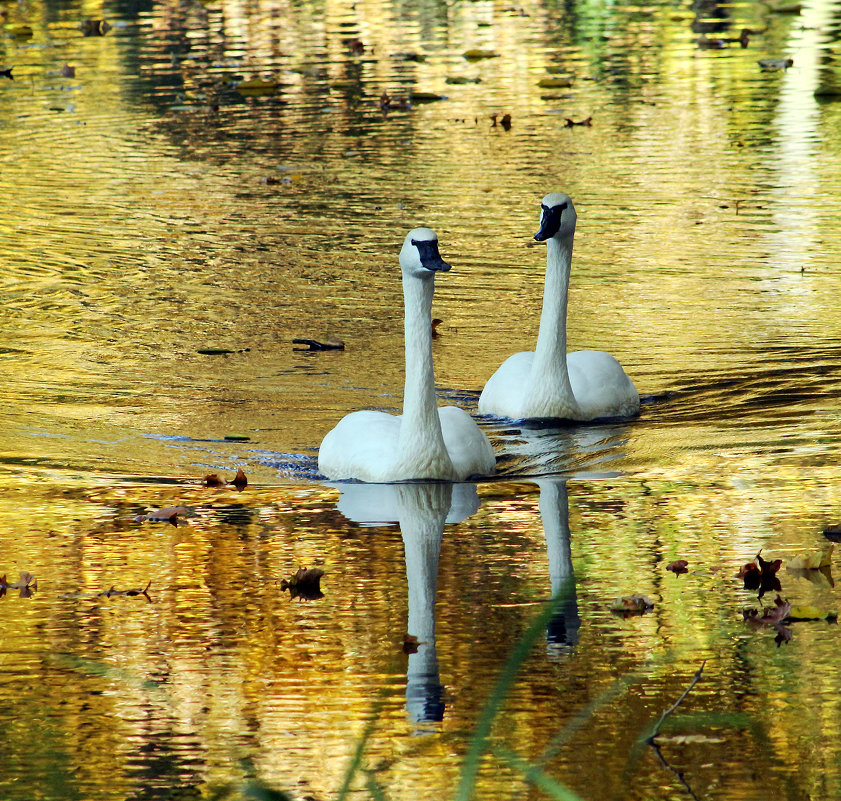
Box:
left=567, top=350, right=640, bottom=420
left=317, top=410, right=402, bottom=481
left=477, top=351, right=534, bottom=417
left=438, top=405, right=496, bottom=479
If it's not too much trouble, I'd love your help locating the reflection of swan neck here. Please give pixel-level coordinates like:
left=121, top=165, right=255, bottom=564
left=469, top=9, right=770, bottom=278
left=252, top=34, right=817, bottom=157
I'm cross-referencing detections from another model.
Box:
left=400, top=483, right=450, bottom=724
left=397, top=274, right=452, bottom=474
left=400, top=483, right=449, bottom=641
left=537, top=480, right=572, bottom=594
left=530, top=237, right=579, bottom=414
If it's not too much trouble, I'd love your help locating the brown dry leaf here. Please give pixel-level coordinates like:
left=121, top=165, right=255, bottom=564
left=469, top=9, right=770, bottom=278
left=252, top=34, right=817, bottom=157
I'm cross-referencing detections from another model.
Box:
left=743, top=594, right=793, bottom=646
left=61, top=64, right=76, bottom=78
left=564, top=116, right=593, bottom=127
left=281, top=567, right=324, bottom=600
left=666, top=559, right=689, bottom=575
left=136, top=506, right=190, bottom=525
left=402, top=634, right=421, bottom=654
left=738, top=551, right=782, bottom=597
left=823, top=523, right=841, bottom=542
left=343, top=37, right=365, bottom=55
left=230, top=469, right=248, bottom=490
left=609, top=594, right=654, bottom=615
left=204, top=473, right=225, bottom=487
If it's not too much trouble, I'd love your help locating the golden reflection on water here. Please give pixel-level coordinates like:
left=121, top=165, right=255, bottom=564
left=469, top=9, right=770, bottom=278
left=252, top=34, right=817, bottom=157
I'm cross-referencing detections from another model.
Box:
left=4, top=0, right=841, bottom=796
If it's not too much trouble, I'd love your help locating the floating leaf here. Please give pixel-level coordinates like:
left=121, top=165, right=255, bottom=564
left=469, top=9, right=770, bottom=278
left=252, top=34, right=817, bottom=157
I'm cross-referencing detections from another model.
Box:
left=281, top=567, right=324, bottom=600
left=402, top=634, right=421, bottom=654
left=411, top=91, right=446, bottom=103
left=203, top=473, right=225, bottom=487
left=537, top=76, right=573, bottom=88
left=80, top=19, right=111, bottom=36
left=738, top=551, right=782, bottom=597
left=743, top=594, right=793, bottom=645
left=609, top=594, right=654, bottom=615
left=236, top=79, right=279, bottom=96
left=343, top=37, right=365, bottom=55
left=463, top=49, right=500, bottom=60
left=230, top=468, right=248, bottom=490
left=758, top=57, right=793, bottom=71
left=445, top=75, right=481, bottom=84
left=5, top=24, right=33, bottom=37
left=223, top=434, right=251, bottom=442
left=1, top=67, right=13, bottom=80
left=788, top=544, right=833, bottom=570
left=788, top=605, right=837, bottom=622
left=490, top=112, right=511, bottom=130
left=564, top=116, right=593, bottom=127
left=135, top=505, right=190, bottom=525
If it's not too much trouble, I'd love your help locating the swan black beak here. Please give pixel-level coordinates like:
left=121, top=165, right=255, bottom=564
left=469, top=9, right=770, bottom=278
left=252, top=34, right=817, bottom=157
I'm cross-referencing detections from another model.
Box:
left=413, top=238, right=451, bottom=272
left=534, top=201, right=567, bottom=241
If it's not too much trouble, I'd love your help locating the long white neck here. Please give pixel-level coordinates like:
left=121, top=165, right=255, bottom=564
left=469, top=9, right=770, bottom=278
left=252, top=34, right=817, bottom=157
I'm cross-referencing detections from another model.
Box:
left=397, top=274, right=453, bottom=477
left=527, top=236, right=580, bottom=418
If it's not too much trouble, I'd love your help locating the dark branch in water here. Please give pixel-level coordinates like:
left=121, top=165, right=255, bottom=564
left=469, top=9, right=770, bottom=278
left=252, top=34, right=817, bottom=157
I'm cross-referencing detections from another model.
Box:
left=647, top=659, right=706, bottom=743
left=645, top=660, right=707, bottom=801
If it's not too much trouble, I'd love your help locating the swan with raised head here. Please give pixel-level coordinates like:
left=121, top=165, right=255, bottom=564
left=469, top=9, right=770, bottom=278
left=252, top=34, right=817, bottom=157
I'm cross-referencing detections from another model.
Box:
left=318, top=228, right=496, bottom=482
left=479, top=193, right=639, bottom=421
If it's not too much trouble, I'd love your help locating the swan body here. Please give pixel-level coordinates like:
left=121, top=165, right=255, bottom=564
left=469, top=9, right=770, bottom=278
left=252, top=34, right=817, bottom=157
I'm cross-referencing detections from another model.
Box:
left=479, top=192, right=639, bottom=422
left=318, top=228, right=496, bottom=482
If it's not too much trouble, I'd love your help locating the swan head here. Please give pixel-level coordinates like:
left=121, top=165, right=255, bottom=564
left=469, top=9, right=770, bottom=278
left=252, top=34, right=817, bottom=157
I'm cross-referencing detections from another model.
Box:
left=534, top=192, right=577, bottom=241
left=400, top=228, right=451, bottom=278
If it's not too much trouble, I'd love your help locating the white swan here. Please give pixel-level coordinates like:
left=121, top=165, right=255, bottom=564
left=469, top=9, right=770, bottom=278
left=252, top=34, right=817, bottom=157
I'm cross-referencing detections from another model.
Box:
left=318, top=228, right=496, bottom=482
left=479, top=193, right=639, bottom=421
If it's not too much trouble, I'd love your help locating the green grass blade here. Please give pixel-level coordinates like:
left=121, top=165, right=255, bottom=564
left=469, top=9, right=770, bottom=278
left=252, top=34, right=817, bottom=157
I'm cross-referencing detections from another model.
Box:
left=454, top=591, right=568, bottom=801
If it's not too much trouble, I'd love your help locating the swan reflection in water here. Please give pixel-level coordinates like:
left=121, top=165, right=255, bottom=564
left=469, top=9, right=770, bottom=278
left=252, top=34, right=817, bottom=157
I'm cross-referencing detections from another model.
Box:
left=333, top=478, right=581, bottom=723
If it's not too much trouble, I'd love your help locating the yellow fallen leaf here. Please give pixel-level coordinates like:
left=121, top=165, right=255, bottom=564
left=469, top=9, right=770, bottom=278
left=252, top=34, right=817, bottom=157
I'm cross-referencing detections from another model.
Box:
left=537, top=76, right=573, bottom=88
left=5, top=24, right=33, bottom=37
left=236, top=79, right=279, bottom=96
left=788, top=605, right=837, bottom=621
left=788, top=543, right=833, bottom=570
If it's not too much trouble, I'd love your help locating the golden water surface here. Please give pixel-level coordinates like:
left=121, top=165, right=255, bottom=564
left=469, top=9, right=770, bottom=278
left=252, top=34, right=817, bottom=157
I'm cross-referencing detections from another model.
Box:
left=3, top=0, right=841, bottom=797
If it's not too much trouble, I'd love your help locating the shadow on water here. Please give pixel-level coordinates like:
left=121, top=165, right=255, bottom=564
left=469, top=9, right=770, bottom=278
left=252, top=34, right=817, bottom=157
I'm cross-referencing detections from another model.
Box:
left=332, top=479, right=580, bottom=725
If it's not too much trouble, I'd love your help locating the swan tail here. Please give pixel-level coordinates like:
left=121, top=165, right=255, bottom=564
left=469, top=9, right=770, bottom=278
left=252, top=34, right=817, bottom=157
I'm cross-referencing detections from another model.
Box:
left=438, top=406, right=496, bottom=479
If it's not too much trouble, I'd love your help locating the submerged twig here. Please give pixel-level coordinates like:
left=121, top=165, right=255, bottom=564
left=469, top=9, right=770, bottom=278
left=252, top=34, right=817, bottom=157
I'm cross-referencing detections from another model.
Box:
left=644, top=660, right=707, bottom=801
left=646, top=659, right=706, bottom=743
left=98, top=580, right=152, bottom=601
